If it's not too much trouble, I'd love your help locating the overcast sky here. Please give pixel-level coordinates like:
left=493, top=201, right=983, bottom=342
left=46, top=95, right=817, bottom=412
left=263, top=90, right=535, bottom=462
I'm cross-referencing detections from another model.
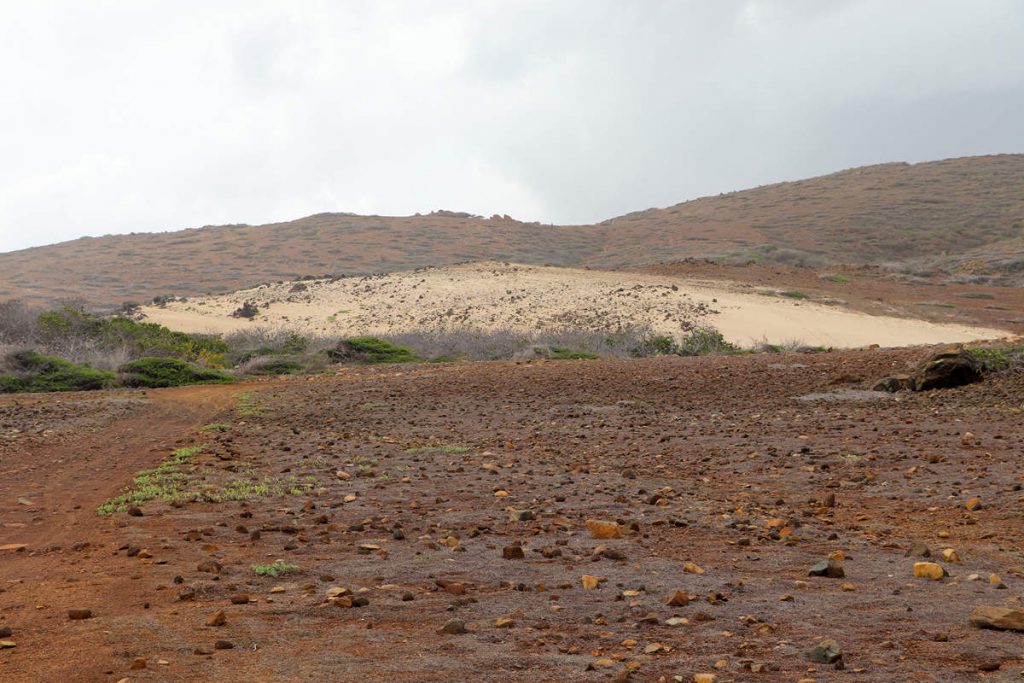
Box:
left=1, top=0, right=1022, bottom=253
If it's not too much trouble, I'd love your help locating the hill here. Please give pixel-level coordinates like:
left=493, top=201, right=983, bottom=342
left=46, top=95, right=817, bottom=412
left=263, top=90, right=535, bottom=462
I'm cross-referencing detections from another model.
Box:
left=1, top=154, right=1022, bottom=307
left=139, top=262, right=1009, bottom=349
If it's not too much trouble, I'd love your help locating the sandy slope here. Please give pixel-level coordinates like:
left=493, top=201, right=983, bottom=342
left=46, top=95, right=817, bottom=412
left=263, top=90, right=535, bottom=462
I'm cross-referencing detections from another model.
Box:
left=140, top=262, right=1010, bottom=348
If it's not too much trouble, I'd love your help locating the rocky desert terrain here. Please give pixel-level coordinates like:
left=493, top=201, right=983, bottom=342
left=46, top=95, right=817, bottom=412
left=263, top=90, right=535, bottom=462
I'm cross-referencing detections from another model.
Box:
left=2, top=349, right=1024, bottom=681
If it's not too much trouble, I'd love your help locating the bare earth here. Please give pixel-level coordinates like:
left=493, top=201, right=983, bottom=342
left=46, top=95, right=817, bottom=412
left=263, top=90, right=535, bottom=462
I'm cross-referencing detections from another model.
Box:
left=2, top=350, right=1024, bottom=681
left=139, top=262, right=1010, bottom=349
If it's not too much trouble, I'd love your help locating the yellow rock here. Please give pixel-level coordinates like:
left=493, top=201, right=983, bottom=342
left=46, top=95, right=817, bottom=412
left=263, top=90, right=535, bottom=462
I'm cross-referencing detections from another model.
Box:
left=940, top=548, right=961, bottom=563
left=965, top=497, right=982, bottom=511
left=990, top=574, right=1007, bottom=589
left=693, top=674, right=716, bottom=683
left=581, top=575, right=601, bottom=590
left=683, top=561, right=705, bottom=575
left=586, top=519, right=622, bottom=539
left=913, top=562, right=946, bottom=580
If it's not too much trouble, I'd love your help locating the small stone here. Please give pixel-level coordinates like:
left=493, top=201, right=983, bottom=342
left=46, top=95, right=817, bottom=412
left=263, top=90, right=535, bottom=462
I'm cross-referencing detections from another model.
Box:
left=913, top=562, right=946, bottom=580
left=129, top=657, right=146, bottom=670
left=214, top=640, right=234, bottom=650
left=197, top=560, right=222, bottom=574
left=989, top=574, right=1007, bottom=589
left=666, top=591, right=691, bottom=607
left=940, top=548, right=961, bottom=563
left=840, top=583, right=856, bottom=591
left=0, top=641, right=15, bottom=649
left=971, top=606, right=1024, bottom=631
left=581, top=575, right=601, bottom=590
left=502, top=545, right=525, bottom=560
left=586, top=520, right=622, bottom=539
left=206, top=610, right=226, bottom=627
left=439, top=619, right=467, bottom=634
left=808, top=639, right=843, bottom=664
left=965, top=497, right=982, bottom=511
left=665, top=617, right=688, bottom=626
left=693, top=674, right=715, bottom=683
left=808, top=552, right=844, bottom=578
left=683, top=561, right=705, bottom=575
left=495, top=616, right=515, bottom=628
left=906, top=542, right=931, bottom=558
left=127, top=506, right=143, bottom=517
left=0, top=627, right=11, bottom=638
left=68, top=609, right=93, bottom=620
left=508, top=509, right=535, bottom=522
left=230, top=594, right=250, bottom=605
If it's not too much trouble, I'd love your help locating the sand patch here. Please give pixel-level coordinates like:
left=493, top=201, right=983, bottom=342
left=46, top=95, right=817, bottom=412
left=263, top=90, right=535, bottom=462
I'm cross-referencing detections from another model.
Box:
left=140, top=262, right=1009, bottom=349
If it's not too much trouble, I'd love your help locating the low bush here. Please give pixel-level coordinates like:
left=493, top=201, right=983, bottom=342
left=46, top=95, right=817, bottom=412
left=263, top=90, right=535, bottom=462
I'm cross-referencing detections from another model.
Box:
left=328, top=337, right=419, bottom=364
left=677, top=327, right=738, bottom=356
left=964, top=345, right=1024, bottom=372
left=238, top=356, right=305, bottom=375
left=119, top=357, right=234, bottom=388
left=549, top=346, right=600, bottom=360
left=0, top=350, right=116, bottom=393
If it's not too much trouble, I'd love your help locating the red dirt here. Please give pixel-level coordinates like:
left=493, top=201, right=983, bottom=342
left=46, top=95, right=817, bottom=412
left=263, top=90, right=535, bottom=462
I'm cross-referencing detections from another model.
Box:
left=1, top=352, right=1023, bottom=681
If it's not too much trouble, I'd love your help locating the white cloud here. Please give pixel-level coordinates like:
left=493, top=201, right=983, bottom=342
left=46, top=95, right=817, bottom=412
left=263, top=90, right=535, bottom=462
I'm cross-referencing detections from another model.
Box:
left=0, top=0, right=1022, bottom=252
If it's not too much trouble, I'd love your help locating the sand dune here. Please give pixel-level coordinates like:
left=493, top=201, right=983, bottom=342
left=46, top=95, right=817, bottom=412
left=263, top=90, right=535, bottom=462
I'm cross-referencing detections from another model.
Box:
left=140, top=262, right=1010, bottom=348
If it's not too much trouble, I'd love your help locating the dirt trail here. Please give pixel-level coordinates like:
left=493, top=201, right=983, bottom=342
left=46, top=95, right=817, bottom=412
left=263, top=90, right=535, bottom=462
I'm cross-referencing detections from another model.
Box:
left=0, top=382, right=259, bottom=681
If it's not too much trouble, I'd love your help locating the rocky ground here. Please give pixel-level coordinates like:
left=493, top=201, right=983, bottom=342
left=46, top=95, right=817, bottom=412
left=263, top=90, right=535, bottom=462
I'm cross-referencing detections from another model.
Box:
left=1, top=350, right=1023, bottom=682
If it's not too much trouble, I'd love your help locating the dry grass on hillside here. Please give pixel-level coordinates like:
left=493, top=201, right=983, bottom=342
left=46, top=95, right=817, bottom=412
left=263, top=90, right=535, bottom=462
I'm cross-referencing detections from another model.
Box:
left=1, top=155, right=1022, bottom=308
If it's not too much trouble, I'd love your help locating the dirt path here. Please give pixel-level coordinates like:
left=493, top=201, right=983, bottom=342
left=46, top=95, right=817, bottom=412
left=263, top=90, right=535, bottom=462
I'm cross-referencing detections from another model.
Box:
left=0, top=383, right=253, bottom=681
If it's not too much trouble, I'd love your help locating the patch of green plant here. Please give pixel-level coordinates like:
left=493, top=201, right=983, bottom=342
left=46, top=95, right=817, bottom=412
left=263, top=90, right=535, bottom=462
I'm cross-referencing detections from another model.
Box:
left=201, top=423, right=230, bottom=432
left=359, top=401, right=391, bottom=409
left=404, top=444, right=471, bottom=454
left=677, top=327, right=738, bottom=356
left=37, top=306, right=230, bottom=367
left=549, top=346, right=600, bottom=360
left=97, top=445, right=205, bottom=515
left=820, top=274, right=849, bottom=283
left=778, top=290, right=810, bottom=300
left=252, top=561, right=300, bottom=577
left=329, top=337, right=420, bottom=364
left=235, top=392, right=265, bottom=416
left=243, top=357, right=305, bottom=375
left=0, top=350, right=116, bottom=393
left=203, top=477, right=274, bottom=502
left=631, top=335, right=677, bottom=357
left=119, top=357, right=234, bottom=388
left=965, top=345, right=1024, bottom=371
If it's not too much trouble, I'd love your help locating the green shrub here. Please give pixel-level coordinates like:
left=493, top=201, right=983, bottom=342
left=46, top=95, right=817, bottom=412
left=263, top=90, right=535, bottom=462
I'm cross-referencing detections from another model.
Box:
left=119, top=357, right=234, bottom=388
left=677, top=327, right=737, bottom=356
left=242, top=357, right=304, bottom=375
left=964, top=345, right=1024, bottom=372
left=549, top=346, right=600, bottom=360
left=328, top=337, right=419, bottom=364
left=0, top=350, right=116, bottom=393
left=778, top=290, right=810, bottom=300
left=35, top=305, right=229, bottom=367
left=631, top=335, right=678, bottom=357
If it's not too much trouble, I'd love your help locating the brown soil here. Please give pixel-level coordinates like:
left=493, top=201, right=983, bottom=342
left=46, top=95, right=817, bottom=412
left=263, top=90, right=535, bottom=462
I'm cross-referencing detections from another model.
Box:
left=2, top=155, right=1022, bottom=307
left=2, top=351, right=1023, bottom=681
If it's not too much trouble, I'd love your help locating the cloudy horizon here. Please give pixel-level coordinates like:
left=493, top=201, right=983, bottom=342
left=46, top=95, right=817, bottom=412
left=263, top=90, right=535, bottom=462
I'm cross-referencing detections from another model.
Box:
left=1, top=0, right=1023, bottom=253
